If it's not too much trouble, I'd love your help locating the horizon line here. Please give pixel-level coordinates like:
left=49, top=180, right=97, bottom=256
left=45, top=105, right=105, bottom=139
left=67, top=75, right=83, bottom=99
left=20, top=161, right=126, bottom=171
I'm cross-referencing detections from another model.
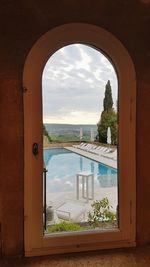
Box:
left=44, top=122, right=97, bottom=125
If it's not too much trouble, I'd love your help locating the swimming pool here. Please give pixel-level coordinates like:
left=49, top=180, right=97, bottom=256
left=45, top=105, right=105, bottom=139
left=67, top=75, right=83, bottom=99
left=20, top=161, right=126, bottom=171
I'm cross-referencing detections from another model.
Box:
left=44, top=148, right=117, bottom=193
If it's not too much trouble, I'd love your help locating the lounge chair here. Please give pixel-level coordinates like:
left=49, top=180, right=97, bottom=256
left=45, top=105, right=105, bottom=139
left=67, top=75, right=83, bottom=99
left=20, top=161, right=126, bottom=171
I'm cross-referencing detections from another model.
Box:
left=84, top=144, right=97, bottom=152
left=79, top=143, right=91, bottom=151
left=86, top=145, right=98, bottom=153
left=56, top=201, right=86, bottom=222
left=92, top=146, right=111, bottom=155
left=102, top=149, right=117, bottom=160
left=73, top=142, right=86, bottom=149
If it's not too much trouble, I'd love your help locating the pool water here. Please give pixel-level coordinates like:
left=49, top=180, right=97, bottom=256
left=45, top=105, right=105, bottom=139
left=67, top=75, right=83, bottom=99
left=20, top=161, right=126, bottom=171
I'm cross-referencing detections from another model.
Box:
left=44, top=148, right=117, bottom=193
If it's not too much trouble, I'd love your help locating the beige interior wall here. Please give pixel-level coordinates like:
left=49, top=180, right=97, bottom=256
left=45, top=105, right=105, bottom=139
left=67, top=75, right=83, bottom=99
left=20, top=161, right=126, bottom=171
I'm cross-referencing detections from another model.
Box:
left=0, top=0, right=150, bottom=256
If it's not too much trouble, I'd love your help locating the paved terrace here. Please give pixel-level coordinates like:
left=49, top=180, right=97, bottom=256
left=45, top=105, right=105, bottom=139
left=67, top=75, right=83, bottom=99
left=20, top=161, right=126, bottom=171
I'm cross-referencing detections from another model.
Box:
left=64, top=146, right=117, bottom=169
left=46, top=144, right=118, bottom=222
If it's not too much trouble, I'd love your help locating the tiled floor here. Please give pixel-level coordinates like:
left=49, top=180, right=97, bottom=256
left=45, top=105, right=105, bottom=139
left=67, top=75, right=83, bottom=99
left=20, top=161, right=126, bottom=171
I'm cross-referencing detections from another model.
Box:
left=1, top=246, right=150, bottom=267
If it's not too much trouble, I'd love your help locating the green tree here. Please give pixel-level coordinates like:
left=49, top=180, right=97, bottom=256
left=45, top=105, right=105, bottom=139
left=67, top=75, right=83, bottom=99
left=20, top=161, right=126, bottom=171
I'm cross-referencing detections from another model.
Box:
left=103, top=80, right=113, bottom=112
left=97, top=110, right=117, bottom=144
left=43, top=124, right=51, bottom=142
left=97, top=80, right=117, bottom=144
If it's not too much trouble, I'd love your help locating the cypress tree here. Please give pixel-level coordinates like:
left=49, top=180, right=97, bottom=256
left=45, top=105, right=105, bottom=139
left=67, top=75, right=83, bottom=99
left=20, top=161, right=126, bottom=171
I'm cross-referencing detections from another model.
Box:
left=103, top=80, right=113, bottom=112
left=97, top=80, right=117, bottom=144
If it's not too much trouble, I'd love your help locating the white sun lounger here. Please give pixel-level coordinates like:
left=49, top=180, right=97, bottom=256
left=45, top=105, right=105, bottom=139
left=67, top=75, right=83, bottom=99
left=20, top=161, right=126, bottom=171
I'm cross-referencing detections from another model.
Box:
left=86, top=145, right=98, bottom=153
left=73, top=142, right=86, bottom=149
left=92, top=146, right=110, bottom=155
left=84, top=144, right=97, bottom=152
left=80, top=143, right=92, bottom=150
left=56, top=202, right=86, bottom=222
left=102, top=149, right=117, bottom=161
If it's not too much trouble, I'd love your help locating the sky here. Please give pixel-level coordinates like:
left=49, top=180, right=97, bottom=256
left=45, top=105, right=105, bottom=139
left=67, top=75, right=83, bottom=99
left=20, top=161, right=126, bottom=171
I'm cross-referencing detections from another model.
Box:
left=42, top=44, right=118, bottom=125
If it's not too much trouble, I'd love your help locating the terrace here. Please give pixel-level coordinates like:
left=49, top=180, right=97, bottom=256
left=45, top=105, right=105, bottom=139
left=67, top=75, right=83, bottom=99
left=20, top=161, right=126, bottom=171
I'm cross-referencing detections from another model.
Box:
left=43, top=143, right=118, bottom=233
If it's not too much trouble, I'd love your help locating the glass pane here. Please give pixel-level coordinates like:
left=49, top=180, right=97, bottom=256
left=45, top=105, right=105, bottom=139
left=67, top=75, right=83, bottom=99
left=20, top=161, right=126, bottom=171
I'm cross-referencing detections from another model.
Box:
left=42, top=44, right=118, bottom=235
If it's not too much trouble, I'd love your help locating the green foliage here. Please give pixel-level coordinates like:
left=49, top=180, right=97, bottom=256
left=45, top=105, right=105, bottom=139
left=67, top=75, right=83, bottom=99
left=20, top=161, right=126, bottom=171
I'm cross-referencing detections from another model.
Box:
left=43, top=124, right=52, bottom=142
left=88, top=197, right=116, bottom=228
left=97, top=110, right=117, bottom=144
left=47, top=221, right=82, bottom=233
left=50, top=133, right=91, bottom=142
left=103, top=80, right=113, bottom=112
left=97, top=80, right=117, bottom=144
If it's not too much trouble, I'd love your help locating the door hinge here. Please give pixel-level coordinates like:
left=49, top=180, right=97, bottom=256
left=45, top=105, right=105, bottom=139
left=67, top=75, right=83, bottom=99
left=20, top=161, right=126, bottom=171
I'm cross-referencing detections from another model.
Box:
left=22, top=86, right=28, bottom=93
left=130, top=98, right=133, bottom=123
left=130, top=201, right=132, bottom=224
left=0, top=222, right=3, bottom=256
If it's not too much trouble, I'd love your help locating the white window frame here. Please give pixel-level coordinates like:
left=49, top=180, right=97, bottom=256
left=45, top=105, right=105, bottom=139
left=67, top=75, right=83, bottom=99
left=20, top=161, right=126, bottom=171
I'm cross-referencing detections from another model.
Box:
left=23, top=23, right=136, bottom=257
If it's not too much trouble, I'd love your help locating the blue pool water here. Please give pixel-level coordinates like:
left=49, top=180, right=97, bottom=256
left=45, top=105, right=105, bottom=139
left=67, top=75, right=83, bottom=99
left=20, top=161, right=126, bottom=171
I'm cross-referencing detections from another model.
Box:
left=44, top=148, right=117, bottom=193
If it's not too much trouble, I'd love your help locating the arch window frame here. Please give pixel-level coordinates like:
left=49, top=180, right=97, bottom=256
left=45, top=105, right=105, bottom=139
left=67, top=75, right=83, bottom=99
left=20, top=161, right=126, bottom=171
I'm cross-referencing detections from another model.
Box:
left=23, top=23, right=136, bottom=256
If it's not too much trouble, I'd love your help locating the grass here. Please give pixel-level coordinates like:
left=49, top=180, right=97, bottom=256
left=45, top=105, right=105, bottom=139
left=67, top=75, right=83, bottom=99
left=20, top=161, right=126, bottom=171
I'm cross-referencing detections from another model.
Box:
left=46, top=221, right=83, bottom=233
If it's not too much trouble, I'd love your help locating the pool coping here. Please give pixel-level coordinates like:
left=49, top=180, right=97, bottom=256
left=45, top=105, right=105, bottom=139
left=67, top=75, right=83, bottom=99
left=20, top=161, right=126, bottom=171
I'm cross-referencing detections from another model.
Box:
left=64, top=146, right=117, bottom=169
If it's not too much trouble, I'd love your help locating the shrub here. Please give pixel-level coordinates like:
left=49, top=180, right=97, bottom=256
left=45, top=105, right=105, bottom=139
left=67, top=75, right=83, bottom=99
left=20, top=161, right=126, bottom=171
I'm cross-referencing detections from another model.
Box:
left=88, top=197, right=116, bottom=228
left=47, top=221, right=82, bottom=233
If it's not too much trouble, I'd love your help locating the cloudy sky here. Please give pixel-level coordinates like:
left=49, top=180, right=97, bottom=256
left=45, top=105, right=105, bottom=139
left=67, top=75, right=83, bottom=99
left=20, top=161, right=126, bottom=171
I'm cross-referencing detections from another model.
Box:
left=42, top=44, right=118, bottom=125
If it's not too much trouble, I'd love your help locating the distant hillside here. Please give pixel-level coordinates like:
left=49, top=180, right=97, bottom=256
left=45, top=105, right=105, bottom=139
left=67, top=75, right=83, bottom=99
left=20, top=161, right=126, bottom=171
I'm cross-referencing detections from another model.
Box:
left=44, top=123, right=97, bottom=142
left=45, top=123, right=97, bottom=133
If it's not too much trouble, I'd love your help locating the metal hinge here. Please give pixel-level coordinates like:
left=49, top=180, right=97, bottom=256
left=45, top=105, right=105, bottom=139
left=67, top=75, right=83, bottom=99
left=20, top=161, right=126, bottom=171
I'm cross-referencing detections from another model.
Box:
left=23, top=208, right=28, bottom=222
left=130, top=201, right=132, bottom=224
left=130, top=98, right=133, bottom=123
left=0, top=222, right=3, bottom=256
left=22, top=86, right=28, bottom=93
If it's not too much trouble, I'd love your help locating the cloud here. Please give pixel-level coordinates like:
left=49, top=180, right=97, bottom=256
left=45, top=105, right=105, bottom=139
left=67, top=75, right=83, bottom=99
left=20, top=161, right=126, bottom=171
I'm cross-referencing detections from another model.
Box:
left=42, top=44, right=118, bottom=124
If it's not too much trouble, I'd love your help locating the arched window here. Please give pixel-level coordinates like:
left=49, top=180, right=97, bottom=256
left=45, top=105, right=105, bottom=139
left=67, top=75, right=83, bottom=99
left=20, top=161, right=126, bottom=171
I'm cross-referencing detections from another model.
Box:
left=23, top=23, right=136, bottom=256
